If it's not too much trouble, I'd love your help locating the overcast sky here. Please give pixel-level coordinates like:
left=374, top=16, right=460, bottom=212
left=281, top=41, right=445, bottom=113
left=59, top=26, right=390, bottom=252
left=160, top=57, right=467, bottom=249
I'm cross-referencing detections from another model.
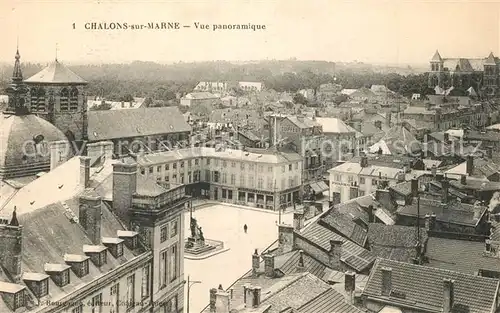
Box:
left=1, top=0, right=499, bottom=65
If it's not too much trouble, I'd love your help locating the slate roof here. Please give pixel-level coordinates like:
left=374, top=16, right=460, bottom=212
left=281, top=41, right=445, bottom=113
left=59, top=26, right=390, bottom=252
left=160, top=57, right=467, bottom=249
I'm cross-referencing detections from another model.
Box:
left=315, top=118, right=354, bottom=134
left=369, top=125, right=422, bottom=155
left=301, top=221, right=375, bottom=272
left=431, top=50, right=442, bottom=62
left=87, top=106, right=191, bottom=140
left=367, top=224, right=428, bottom=263
left=24, top=60, right=87, bottom=84
left=396, top=197, right=486, bottom=227
left=319, top=209, right=368, bottom=247
left=296, top=288, right=363, bottom=313
left=363, top=258, right=500, bottom=313
left=426, top=237, right=500, bottom=275
left=286, top=116, right=321, bottom=129
left=445, top=158, right=500, bottom=180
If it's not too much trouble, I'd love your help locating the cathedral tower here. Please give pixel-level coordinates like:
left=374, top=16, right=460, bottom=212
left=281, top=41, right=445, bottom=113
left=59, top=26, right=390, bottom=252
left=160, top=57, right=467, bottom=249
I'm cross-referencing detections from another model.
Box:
left=428, top=50, right=444, bottom=88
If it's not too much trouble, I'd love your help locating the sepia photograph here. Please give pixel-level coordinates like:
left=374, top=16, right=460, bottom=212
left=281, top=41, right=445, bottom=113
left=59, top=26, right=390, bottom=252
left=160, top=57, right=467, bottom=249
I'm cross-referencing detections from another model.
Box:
left=1, top=0, right=500, bottom=312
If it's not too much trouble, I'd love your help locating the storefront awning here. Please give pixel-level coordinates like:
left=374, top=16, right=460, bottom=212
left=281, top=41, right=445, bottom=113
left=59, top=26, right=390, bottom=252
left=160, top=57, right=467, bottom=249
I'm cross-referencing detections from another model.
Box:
left=309, top=181, right=329, bottom=194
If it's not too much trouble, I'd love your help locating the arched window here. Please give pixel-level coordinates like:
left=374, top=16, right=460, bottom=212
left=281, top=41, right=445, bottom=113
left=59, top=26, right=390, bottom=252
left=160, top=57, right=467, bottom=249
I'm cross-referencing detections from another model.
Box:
left=30, top=88, right=39, bottom=110
left=60, top=88, right=69, bottom=111
left=69, top=87, right=79, bottom=111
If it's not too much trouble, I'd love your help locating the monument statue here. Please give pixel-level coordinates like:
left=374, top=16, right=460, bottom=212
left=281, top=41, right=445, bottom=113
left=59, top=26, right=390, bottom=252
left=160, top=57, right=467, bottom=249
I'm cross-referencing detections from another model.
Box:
left=198, top=226, right=204, bottom=241
left=190, top=217, right=197, bottom=238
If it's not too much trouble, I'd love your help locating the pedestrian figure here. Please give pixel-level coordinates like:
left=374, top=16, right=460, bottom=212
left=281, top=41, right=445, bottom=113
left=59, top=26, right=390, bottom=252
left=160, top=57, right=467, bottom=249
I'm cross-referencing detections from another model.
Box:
left=244, top=224, right=248, bottom=233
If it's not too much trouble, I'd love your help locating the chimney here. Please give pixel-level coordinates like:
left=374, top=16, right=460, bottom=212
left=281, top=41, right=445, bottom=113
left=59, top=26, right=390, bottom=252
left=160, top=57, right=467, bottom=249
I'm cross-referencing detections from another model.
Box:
left=486, top=238, right=492, bottom=252
left=431, top=164, right=437, bottom=176
left=329, top=240, right=343, bottom=270
left=297, top=250, right=305, bottom=271
left=86, top=141, right=114, bottom=165
left=425, top=213, right=436, bottom=230
left=80, top=156, right=91, bottom=188
left=252, top=249, right=260, bottom=277
left=374, top=120, right=382, bottom=130
left=262, top=254, right=275, bottom=278
left=209, top=288, right=217, bottom=312
left=345, top=271, right=356, bottom=294
left=411, top=178, right=419, bottom=197
left=486, top=146, right=494, bottom=159
left=50, top=140, right=71, bottom=170
left=466, top=155, right=474, bottom=176
left=381, top=267, right=392, bottom=296
left=367, top=205, right=375, bottom=223
left=0, top=212, right=23, bottom=281
left=112, top=162, right=138, bottom=224
left=215, top=290, right=231, bottom=313
left=293, top=210, right=305, bottom=230
left=277, top=224, right=295, bottom=254
left=460, top=175, right=466, bottom=185
left=244, top=285, right=253, bottom=308
left=441, top=179, right=449, bottom=203
left=252, top=286, right=262, bottom=307
left=360, top=154, right=369, bottom=168
left=78, top=190, right=102, bottom=244
left=443, top=279, right=454, bottom=313
left=397, top=171, right=405, bottom=183
left=443, top=132, right=450, bottom=143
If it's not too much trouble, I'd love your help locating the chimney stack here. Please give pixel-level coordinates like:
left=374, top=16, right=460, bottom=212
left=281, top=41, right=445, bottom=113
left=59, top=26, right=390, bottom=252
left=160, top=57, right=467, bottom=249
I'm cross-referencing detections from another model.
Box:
left=466, top=155, right=474, bottom=176
left=411, top=178, right=419, bottom=197
left=329, top=240, right=343, bottom=270
left=80, top=156, right=91, bottom=188
left=460, top=175, right=466, bottom=185
left=209, top=288, right=217, bottom=312
left=381, top=267, right=392, bottom=296
left=431, top=164, right=437, bottom=176
left=360, top=154, right=369, bottom=168
left=50, top=140, right=71, bottom=170
left=253, top=286, right=262, bottom=308
left=215, top=290, right=231, bottom=313
left=262, top=254, right=275, bottom=278
left=367, top=205, right=375, bottom=223
left=443, top=279, right=455, bottom=313
left=443, top=132, right=450, bottom=143
left=486, top=238, right=492, bottom=252
left=252, top=249, right=260, bottom=277
left=277, top=224, right=295, bottom=254
left=345, top=271, right=356, bottom=294
left=297, top=250, right=305, bottom=271
left=293, top=210, right=305, bottom=231
left=441, top=179, right=449, bottom=203
left=112, top=162, right=138, bottom=224
left=397, top=171, right=405, bottom=182
left=486, top=146, right=494, bottom=159
left=78, top=190, right=102, bottom=244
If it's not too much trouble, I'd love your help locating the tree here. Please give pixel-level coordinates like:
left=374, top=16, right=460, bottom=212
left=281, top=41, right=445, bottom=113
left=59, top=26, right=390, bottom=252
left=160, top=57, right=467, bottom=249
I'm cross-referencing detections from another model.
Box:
left=120, top=94, right=134, bottom=102
left=90, top=101, right=112, bottom=110
left=293, top=93, right=308, bottom=105
left=143, top=97, right=153, bottom=107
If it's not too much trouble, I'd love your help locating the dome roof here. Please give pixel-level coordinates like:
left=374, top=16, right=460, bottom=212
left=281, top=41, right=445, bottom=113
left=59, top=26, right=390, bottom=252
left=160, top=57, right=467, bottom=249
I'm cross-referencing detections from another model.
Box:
left=0, top=113, right=69, bottom=179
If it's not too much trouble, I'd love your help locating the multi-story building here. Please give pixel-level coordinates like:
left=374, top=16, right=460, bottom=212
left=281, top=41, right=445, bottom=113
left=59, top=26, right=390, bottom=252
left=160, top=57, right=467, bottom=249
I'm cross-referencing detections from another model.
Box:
left=0, top=141, right=190, bottom=313
left=238, top=81, right=264, bottom=92
left=180, top=92, right=220, bottom=107
left=129, top=147, right=303, bottom=210
left=193, top=82, right=231, bottom=93
left=428, top=50, right=500, bottom=96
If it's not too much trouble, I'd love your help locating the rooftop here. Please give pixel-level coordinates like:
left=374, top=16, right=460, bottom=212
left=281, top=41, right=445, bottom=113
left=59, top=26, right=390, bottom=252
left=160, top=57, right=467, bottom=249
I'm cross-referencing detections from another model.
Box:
left=24, top=60, right=87, bottom=84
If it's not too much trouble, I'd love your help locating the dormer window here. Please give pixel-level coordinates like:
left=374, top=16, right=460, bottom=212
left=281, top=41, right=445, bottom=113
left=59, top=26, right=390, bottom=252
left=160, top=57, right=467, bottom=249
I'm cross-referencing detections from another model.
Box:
left=83, top=245, right=108, bottom=267
left=0, top=282, right=26, bottom=311
left=102, top=237, right=125, bottom=258
left=64, top=254, right=90, bottom=277
left=22, top=272, right=49, bottom=298
left=117, top=230, right=139, bottom=250
left=44, top=264, right=71, bottom=287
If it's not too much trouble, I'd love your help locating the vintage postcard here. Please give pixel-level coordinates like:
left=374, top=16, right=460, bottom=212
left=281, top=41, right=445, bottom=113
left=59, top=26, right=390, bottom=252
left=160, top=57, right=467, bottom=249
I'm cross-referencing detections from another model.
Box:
left=0, top=1, right=500, bottom=313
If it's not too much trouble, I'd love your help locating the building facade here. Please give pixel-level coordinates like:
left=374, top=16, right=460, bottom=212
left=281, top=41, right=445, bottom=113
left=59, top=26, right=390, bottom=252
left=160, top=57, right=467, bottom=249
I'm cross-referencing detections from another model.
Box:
left=130, top=147, right=303, bottom=210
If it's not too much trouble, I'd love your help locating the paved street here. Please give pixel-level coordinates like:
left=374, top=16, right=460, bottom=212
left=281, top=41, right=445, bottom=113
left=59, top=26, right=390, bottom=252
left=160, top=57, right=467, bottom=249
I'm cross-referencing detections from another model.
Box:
left=183, top=204, right=293, bottom=313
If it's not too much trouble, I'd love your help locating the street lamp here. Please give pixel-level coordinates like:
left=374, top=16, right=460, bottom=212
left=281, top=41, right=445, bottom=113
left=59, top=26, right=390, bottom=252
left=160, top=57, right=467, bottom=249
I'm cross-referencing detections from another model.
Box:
left=186, top=275, right=201, bottom=313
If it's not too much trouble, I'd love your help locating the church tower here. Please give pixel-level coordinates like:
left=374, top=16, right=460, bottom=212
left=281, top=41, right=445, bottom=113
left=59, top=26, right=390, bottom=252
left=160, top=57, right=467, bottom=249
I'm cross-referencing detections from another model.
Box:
left=428, top=50, right=444, bottom=88
left=483, top=52, right=498, bottom=96
left=5, top=49, right=29, bottom=114
left=24, top=57, right=88, bottom=152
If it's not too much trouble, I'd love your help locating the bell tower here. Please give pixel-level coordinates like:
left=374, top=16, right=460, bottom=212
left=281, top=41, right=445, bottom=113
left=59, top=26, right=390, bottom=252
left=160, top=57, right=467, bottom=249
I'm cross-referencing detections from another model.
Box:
left=428, top=50, right=444, bottom=88
left=5, top=49, right=29, bottom=115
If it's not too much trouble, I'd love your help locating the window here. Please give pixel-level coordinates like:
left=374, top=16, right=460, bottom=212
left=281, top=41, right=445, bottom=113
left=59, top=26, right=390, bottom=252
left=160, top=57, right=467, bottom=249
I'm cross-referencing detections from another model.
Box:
left=249, top=164, right=255, bottom=171
left=213, top=171, right=219, bottom=183
left=288, top=178, right=293, bottom=188
left=215, top=159, right=219, bottom=166
left=116, top=243, right=124, bottom=258
left=222, top=173, right=227, bottom=184
left=359, top=177, right=365, bottom=184
left=372, top=179, right=378, bottom=186
left=60, top=88, right=69, bottom=111
left=249, top=175, right=255, bottom=188
left=231, top=162, right=236, bottom=168
left=110, top=283, right=120, bottom=313
left=99, top=251, right=107, bottom=265
left=165, top=175, right=169, bottom=182
left=140, top=168, right=145, bottom=175
left=258, top=165, right=264, bottom=172
left=206, top=158, right=210, bottom=165
left=281, top=166, right=285, bottom=173
left=165, top=164, right=169, bottom=170
left=141, top=265, right=150, bottom=300
left=180, top=173, right=184, bottom=184
left=240, top=175, right=245, bottom=187
left=149, top=167, right=153, bottom=174
left=222, top=160, right=227, bottom=167
left=230, top=174, right=236, bottom=185
left=241, top=163, right=245, bottom=170
left=157, top=166, right=161, bottom=172
left=81, top=259, right=89, bottom=277
left=39, top=278, right=49, bottom=297
left=172, top=174, right=177, bottom=182
left=205, top=170, right=211, bottom=181
left=126, top=274, right=135, bottom=311
left=268, top=166, right=273, bottom=172
left=335, top=174, right=342, bottom=182
left=295, top=162, right=299, bottom=170
left=188, top=171, right=192, bottom=183
left=170, top=219, right=178, bottom=238
left=173, top=163, right=177, bottom=169
left=72, top=303, right=83, bottom=313
left=188, top=160, right=192, bottom=167
left=257, top=178, right=264, bottom=189
left=281, top=178, right=286, bottom=189
left=169, top=244, right=178, bottom=282
left=160, top=250, right=167, bottom=288
left=61, top=269, right=70, bottom=286
left=289, top=164, right=292, bottom=171
left=267, top=179, right=273, bottom=190
left=69, top=87, right=79, bottom=111
left=91, top=293, right=102, bottom=313
left=195, top=159, right=199, bottom=165
left=160, top=224, right=168, bottom=242
left=180, top=161, right=184, bottom=168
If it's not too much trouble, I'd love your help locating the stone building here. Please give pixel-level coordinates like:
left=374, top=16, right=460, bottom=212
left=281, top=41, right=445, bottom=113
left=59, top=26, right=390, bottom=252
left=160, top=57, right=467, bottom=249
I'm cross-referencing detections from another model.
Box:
left=24, top=58, right=88, bottom=150
left=127, top=147, right=303, bottom=210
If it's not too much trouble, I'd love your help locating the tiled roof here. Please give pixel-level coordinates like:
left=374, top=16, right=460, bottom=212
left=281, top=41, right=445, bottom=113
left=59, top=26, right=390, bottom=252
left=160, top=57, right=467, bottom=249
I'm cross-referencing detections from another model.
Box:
left=286, top=116, right=321, bottom=129
left=24, top=60, right=87, bottom=84
left=369, top=125, right=422, bottom=155
left=301, top=222, right=375, bottom=272
left=367, top=224, right=427, bottom=263
left=431, top=50, right=442, bottom=62
left=389, top=181, right=412, bottom=196
left=277, top=250, right=328, bottom=279
left=297, top=288, right=363, bottom=313
left=425, top=237, right=500, bottom=275
left=88, top=106, right=191, bottom=140
left=319, top=209, right=368, bottom=246
left=445, top=158, right=500, bottom=179
left=363, top=258, right=500, bottom=313
left=396, top=197, right=485, bottom=226
left=315, top=118, right=354, bottom=134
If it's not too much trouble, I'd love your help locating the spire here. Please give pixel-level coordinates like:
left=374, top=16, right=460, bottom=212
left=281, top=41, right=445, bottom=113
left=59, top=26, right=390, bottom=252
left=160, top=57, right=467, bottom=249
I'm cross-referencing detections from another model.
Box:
left=12, top=48, right=23, bottom=82
left=431, top=50, right=442, bottom=62
left=9, top=206, right=19, bottom=226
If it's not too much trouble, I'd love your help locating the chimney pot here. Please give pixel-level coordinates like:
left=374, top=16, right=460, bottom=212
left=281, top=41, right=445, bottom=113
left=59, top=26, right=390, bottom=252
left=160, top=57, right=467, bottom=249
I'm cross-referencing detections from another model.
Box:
left=486, top=239, right=492, bottom=252
left=263, top=254, right=275, bottom=278
left=460, top=175, right=466, bottom=185
left=209, top=288, right=217, bottom=312
left=345, top=271, right=356, bottom=293
left=441, top=179, right=449, bottom=203
left=215, top=290, right=231, bottom=313
left=411, top=178, right=419, bottom=197
left=253, top=286, right=262, bottom=308
left=293, top=210, right=305, bottom=230
left=329, top=240, right=343, bottom=269
left=252, top=249, right=260, bottom=277
left=466, top=155, right=474, bottom=176
left=79, top=156, right=91, bottom=188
